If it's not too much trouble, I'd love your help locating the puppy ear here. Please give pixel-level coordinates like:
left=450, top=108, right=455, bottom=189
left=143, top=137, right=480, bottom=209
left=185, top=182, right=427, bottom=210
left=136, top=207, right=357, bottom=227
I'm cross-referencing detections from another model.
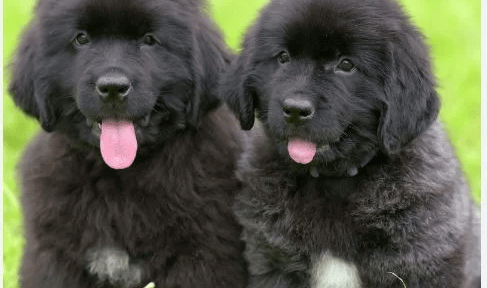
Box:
left=8, top=24, right=59, bottom=132
left=219, top=39, right=257, bottom=131
left=379, top=30, right=440, bottom=154
left=187, top=14, right=229, bottom=128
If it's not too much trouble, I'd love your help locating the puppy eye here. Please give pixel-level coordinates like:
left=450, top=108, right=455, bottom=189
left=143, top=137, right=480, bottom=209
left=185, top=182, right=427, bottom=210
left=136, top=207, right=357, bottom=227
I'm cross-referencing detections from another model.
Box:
left=142, top=34, right=157, bottom=46
left=74, top=33, right=90, bottom=45
left=277, top=51, right=291, bottom=64
left=336, top=58, right=355, bottom=72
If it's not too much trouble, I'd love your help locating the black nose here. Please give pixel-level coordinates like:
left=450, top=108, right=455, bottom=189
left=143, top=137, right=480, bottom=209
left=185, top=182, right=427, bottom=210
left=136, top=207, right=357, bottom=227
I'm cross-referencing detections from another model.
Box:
left=282, top=98, right=314, bottom=123
left=96, top=74, right=131, bottom=101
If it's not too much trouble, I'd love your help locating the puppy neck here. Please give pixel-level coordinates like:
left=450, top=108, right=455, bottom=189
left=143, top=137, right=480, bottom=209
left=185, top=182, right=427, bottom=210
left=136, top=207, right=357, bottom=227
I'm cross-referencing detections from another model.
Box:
left=309, top=150, right=378, bottom=178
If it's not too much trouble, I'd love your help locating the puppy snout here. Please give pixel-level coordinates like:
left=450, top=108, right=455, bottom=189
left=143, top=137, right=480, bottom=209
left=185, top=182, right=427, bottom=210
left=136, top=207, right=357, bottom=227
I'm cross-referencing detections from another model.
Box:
left=95, top=74, right=132, bottom=101
left=282, top=98, right=314, bottom=123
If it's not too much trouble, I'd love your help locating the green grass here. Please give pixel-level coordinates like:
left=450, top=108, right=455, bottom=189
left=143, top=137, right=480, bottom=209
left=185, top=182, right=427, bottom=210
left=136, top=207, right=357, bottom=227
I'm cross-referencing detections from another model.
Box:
left=3, top=0, right=480, bottom=287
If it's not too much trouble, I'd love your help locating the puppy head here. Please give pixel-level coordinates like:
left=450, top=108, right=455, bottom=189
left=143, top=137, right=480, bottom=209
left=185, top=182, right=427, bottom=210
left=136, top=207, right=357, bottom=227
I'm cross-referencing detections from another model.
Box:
left=222, top=0, right=439, bottom=176
left=9, top=0, right=228, bottom=168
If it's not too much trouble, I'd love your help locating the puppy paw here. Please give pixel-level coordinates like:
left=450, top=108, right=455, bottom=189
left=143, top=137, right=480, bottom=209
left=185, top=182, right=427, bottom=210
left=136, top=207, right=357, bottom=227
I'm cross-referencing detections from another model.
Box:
left=85, top=246, right=145, bottom=288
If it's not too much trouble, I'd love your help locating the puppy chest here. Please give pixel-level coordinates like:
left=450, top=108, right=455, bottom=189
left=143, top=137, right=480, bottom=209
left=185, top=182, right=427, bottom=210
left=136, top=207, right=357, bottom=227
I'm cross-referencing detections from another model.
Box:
left=270, top=194, right=356, bottom=252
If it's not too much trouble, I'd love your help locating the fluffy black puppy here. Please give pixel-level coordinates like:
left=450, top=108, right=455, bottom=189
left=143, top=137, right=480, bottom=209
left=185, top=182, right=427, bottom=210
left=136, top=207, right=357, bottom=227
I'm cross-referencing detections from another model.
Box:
left=9, top=0, right=247, bottom=287
left=221, top=0, right=481, bottom=287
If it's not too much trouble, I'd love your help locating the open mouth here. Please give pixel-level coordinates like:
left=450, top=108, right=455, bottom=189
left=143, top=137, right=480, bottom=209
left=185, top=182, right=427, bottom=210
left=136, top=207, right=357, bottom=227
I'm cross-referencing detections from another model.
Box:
left=87, top=114, right=151, bottom=135
left=287, top=138, right=339, bottom=164
left=86, top=114, right=151, bottom=169
left=285, top=124, right=350, bottom=165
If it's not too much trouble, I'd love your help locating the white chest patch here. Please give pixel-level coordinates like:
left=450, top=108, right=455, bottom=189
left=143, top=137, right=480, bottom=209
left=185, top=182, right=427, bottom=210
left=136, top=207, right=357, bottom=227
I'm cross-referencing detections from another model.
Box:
left=310, top=252, right=362, bottom=288
left=86, top=246, right=144, bottom=286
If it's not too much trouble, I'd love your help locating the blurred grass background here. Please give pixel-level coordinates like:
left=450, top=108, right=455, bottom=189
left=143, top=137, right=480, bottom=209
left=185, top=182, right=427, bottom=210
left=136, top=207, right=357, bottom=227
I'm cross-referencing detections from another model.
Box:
left=3, top=0, right=480, bottom=287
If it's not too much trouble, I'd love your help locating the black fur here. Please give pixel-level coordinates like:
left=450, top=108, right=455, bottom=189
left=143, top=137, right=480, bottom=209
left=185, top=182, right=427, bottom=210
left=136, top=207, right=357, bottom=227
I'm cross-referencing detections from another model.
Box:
left=9, top=0, right=247, bottom=287
left=221, top=0, right=480, bottom=287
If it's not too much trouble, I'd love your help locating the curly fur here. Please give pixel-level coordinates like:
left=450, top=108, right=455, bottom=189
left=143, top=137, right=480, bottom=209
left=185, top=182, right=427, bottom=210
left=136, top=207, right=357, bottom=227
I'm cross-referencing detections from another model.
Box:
left=220, top=0, right=481, bottom=287
left=9, top=0, right=247, bottom=287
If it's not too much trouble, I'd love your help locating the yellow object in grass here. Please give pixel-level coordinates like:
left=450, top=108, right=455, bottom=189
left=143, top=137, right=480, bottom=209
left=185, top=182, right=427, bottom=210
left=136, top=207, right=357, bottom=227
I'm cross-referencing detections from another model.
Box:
left=143, top=282, right=156, bottom=288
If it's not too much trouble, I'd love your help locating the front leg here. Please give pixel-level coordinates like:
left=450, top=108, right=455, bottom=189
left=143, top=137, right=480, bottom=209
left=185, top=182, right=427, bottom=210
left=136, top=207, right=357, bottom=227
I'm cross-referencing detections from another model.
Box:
left=21, top=239, right=94, bottom=288
left=85, top=246, right=147, bottom=288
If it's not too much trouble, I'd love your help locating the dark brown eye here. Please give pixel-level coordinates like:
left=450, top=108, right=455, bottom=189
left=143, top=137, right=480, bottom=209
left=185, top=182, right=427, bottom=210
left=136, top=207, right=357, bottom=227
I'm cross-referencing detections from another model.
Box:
left=143, top=34, right=157, bottom=46
left=337, top=58, right=355, bottom=72
left=277, top=51, right=291, bottom=64
left=74, top=33, right=90, bottom=45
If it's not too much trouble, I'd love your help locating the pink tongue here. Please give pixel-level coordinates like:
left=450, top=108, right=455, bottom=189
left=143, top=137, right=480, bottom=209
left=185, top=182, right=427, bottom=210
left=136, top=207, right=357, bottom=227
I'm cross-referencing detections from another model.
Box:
left=288, top=139, right=316, bottom=164
left=100, top=120, right=138, bottom=169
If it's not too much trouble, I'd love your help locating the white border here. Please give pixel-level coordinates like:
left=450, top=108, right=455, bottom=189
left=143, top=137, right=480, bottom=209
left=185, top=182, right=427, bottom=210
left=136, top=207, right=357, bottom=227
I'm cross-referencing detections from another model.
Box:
left=1, top=0, right=5, bottom=286
left=481, top=0, right=486, bottom=286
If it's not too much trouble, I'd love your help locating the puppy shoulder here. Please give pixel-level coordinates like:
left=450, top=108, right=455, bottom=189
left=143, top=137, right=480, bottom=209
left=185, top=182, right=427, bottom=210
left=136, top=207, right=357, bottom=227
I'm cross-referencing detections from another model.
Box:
left=401, top=120, right=466, bottom=189
left=198, top=104, right=247, bottom=153
left=19, top=131, right=98, bottom=186
left=20, top=131, right=67, bottom=171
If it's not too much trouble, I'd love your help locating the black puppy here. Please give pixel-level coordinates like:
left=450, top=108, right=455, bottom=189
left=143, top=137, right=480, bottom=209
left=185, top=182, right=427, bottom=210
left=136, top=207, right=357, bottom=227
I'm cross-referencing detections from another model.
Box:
left=9, top=0, right=247, bottom=287
left=221, top=0, right=480, bottom=287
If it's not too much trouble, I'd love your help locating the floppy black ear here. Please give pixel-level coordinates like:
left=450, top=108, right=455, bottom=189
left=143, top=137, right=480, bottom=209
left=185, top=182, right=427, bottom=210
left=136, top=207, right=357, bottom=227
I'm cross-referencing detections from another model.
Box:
left=219, top=36, right=257, bottom=131
left=379, top=29, right=440, bottom=154
left=187, top=11, right=230, bottom=128
left=8, top=23, right=59, bottom=132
